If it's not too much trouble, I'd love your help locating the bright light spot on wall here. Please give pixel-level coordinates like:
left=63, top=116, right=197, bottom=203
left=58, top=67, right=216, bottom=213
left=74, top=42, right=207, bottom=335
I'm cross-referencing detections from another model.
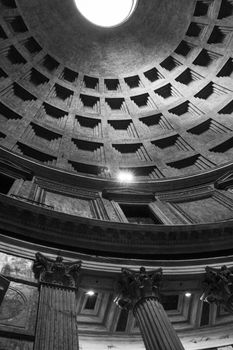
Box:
left=117, top=171, right=134, bottom=183
left=86, top=290, right=95, bottom=296
left=185, top=292, right=192, bottom=298
left=74, top=0, right=138, bottom=28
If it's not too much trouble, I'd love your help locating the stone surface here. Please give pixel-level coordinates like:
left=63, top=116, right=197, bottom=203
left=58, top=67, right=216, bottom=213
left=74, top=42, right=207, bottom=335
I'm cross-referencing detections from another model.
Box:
left=18, top=0, right=194, bottom=76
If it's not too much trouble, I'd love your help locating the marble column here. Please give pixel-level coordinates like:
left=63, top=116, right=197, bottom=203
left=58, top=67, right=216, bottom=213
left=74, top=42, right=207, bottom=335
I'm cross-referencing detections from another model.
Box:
left=115, top=267, right=184, bottom=350
left=201, top=265, right=233, bottom=314
left=32, top=252, right=82, bottom=350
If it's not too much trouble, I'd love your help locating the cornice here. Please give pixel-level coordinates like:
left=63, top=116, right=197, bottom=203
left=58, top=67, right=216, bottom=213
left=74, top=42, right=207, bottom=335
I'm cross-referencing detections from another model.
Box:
left=1, top=146, right=233, bottom=192
left=1, top=230, right=233, bottom=276
left=0, top=193, right=233, bottom=259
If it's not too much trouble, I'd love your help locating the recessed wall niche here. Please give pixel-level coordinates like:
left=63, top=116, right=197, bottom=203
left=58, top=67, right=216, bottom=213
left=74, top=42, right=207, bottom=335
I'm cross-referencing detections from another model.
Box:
left=169, top=101, right=202, bottom=119
left=60, top=68, right=79, bottom=83
left=152, top=134, right=192, bottom=153
left=104, top=79, right=120, bottom=91
left=194, top=82, right=231, bottom=103
left=71, top=139, right=105, bottom=162
left=4, top=15, right=28, bottom=33
left=49, top=84, right=74, bottom=107
left=0, top=173, right=14, bottom=194
left=120, top=166, right=164, bottom=179
left=139, top=113, right=173, bottom=132
left=175, top=69, right=203, bottom=85
left=218, top=0, right=233, bottom=19
left=112, top=143, right=151, bottom=162
left=175, top=41, right=194, bottom=57
left=22, top=123, right=62, bottom=152
left=167, top=154, right=215, bottom=174
left=160, top=56, right=182, bottom=71
left=131, top=93, right=155, bottom=109
left=144, top=67, right=164, bottom=82
left=14, top=142, right=57, bottom=166
left=0, top=25, right=7, bottom=40
left=80, top=94, right=100, bottom=113
left=0, top=45, right=27, bottom=66
left=154, top=83, right=181, bottom=101
left=193, top=49, right=221, bottom=67
left=119, top=204, right=162, bottom=224
left=1, top=83, right=37, bottom=109
left=186, top=22, right=206, bottom=38
left=21, top=37, right=42, bottom=56
left=0, top=0, right=17, bottom=9
left=84, top=293, right=98, bottom=310
left=39, top=55, right=59, bottom=73
left=210, top=137, right=233, bottom=154
left=207, top=26, right=232, bottom=45
left=21, top=68, right=49, bottom=89
left=83, top=75, right=99, bottom=91
left=0, top=102, right=22, bottom=128
left=124, top=75, right=142, bottom=89
left=217, top=58, right=233, bottom=77
left=193, top=0, right=214, bottom=17
left=218, top=100, right=233, bottom=114
left=188, top=118, right=231, bottom=145
left=68, top=160, right=108, bottom=177
left=105, top=98, right=127, bottom=113
left=108, top=119, right=138, bottom=138
left=35, top=103, right=68, bottom=130
left=0, top=68, right=8, bottom=81
left=74, top=115, right=102, bottom=137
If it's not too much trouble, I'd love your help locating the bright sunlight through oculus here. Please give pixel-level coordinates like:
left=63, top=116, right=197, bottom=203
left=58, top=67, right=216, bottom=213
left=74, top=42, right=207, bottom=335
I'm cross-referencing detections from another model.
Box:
left=74, top=0, right=138, bottom=28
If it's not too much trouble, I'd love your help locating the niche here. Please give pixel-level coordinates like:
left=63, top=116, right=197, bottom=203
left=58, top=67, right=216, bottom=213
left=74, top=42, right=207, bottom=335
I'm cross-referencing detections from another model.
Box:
left=0, top=173, right=14, bottom=194
left=119, top=204, right=162, bottom=224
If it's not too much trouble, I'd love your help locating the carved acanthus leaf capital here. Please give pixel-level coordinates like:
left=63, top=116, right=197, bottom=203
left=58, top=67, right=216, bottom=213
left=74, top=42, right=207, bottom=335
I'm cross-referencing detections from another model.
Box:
left=115, top=266, right=163, bottom=309
left=33, top=252, right=82, bottom=289
left=201, top=265, right=233, bottom=314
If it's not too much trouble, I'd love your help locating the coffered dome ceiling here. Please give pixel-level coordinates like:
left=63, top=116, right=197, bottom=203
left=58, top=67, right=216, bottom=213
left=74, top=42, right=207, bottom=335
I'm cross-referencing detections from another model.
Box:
left=1, top=4, right=233, bottom=349
left=18, top=0, right=194, bottom=75
left=0, top=0, right=233, bottom=181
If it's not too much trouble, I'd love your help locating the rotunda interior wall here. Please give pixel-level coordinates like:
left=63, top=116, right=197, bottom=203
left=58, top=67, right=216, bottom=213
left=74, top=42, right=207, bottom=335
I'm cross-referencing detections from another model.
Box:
left=0, top=1, right=233, bottom=347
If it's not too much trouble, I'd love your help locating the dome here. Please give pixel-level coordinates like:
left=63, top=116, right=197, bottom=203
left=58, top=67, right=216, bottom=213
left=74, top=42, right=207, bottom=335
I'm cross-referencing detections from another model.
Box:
left=0, top=0, right=233, bottom=349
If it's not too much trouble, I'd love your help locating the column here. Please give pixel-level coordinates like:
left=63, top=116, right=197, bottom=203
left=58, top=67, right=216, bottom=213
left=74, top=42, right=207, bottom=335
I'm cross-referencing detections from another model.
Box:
left=115, top=267, right=184, bottom=350
left=32, top=252, right=82, bottom=350
left=201, top=265, right=233, bottom=314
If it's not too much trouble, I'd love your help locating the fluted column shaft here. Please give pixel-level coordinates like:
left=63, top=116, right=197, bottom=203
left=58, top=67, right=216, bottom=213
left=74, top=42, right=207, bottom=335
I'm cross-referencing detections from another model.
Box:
left=34, top=284, right=79, bottom=350
left=32, top=252, right=82, bottom=350
left=116, top=267, right=184, bottom=350
left=134, top=297, right=184, bottom=350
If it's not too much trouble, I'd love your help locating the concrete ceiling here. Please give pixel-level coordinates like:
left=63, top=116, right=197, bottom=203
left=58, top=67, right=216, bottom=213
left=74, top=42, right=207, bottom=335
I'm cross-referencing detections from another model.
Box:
left=18, top=0, right=194, bottom=76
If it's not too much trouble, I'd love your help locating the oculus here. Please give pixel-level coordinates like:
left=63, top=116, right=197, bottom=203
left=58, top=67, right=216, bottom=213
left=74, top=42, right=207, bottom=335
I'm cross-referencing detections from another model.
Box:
left=74, top=0, right=138, bottom=28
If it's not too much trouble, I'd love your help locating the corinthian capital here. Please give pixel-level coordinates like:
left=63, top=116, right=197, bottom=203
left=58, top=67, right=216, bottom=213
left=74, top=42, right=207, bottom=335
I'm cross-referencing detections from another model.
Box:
left=115, top=266, right=163, bottom=309
left=33, top=252, right=82, bottom=289
left=201, top=265, right=233, bottom=314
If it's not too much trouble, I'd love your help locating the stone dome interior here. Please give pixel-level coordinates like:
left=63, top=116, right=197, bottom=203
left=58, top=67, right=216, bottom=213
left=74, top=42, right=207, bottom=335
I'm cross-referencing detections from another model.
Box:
left=0, top=2, right=233, bottom=350
left=0, top=0, right=232, bottom=181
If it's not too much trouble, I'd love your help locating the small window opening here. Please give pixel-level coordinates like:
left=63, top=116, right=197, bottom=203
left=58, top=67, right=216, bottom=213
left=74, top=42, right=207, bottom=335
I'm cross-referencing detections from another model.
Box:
left=0, top=173, right=14, bottom=194
left=119, top=204, right=162, bottom=224
left=84, top=293, right=98, bottom=310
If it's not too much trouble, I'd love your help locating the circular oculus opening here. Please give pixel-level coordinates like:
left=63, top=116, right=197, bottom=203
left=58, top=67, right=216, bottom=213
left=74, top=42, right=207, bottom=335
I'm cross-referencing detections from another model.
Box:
left=74, top=0, right=138, bottom=28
